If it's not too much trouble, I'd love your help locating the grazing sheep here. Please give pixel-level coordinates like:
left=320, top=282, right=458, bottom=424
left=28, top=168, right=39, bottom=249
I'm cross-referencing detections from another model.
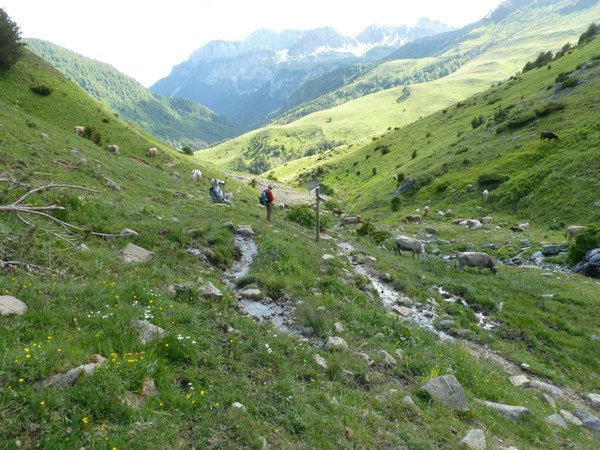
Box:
left=393, top=235, right=426, bottom=259
left=482, top=189, right=489, bottom=203
left=190, top=169, right=202, bottom=182
left=479, top=216, right=493, bottom=225
left=510, top=226, right=525, bottom=232
left=331, top=208, right=343, bottom=217
left=343, top=215, right=363, bottom=227
left=452, top=218, right=466, bottom=225
left=104, top=145, right=120, bottom=155
left=424, top=226, right=438, bottom=235
left=401, top=215, right=422, bottom=224
left=461, top=219, right=482, bottom=230
left=279, top=202, right=285, bottom=210
left=436, top=210, right=445, bottom=218
left=456, top=252, right=498, bottom=274
left=445, top=209, right=453, bottom=216
left=423, top=206, right=430, bottom=217
left=74, top=126, right=85, bottom=135
left=519, top=220, right=530, bottom=229
left=393, top=174, right=398, bottom=181
left=565, top=225, right=586, bottom=242
left=147, top=147, right=158, bottom=157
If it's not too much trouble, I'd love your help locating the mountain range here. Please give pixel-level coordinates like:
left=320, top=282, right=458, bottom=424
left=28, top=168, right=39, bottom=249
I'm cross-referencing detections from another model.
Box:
left=149, top=19, right=453, bottom=128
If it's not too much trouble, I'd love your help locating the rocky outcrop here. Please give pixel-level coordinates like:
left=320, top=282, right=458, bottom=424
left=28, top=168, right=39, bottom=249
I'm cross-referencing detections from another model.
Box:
left=120, top=243, right=154, bottom=263
left=479, top=399, right=532, bottom=421
left=573, top=248, right=600, bottom=278
left=33, top=355, right=106, bottom=390
left=0, top=295, right=27, bottom=316
left=420, top=375, right=469, bottom=411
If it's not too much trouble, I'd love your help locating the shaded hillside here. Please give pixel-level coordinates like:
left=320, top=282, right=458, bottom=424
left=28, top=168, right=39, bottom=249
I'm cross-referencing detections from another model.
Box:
left=24, top=38, right=242, bottom=150
left=277, top=32, right=600, bottom=225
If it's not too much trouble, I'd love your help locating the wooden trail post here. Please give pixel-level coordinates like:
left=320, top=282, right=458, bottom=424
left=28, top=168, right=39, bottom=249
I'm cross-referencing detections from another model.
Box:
left=315, top=186, right=320, bottom=242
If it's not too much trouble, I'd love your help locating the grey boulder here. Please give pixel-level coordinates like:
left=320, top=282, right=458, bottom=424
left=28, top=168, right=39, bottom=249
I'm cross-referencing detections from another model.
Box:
left=420, top=375, right=469, bottom=411
left=0, top=295, right=27, bottom=316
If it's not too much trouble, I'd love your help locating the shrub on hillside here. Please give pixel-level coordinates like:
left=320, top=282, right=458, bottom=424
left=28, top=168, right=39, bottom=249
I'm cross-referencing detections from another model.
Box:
left=0, top=9, right=25, bottom=71
left=82, top=125, right=102, bottom=146
left=412, top=150, right=417, bottom=159
left=578, top=22, right=600, bottom=46
left=390, top=196, right=402, bottom=212
left=496, top=113, right=536, bottom=134
left=181, top=145, right=193, bottom=155
left=286, top=205, right=331, bottom=229
left=560, top=78, right=579, bottom=90
left=30, top=85, right=53, bottom=96
left=318, top=182, right=335, bottom=196
left=522, top=51, right=553, bottom=73
left=478, top=173, right=509, bottom=189
left=568, top=226, right=600, bottom=266
left=471, top=115, right=485, bottom=129
left=357, top=221, right=391, bottom=244
left=534, top=101, right=566, bottom=117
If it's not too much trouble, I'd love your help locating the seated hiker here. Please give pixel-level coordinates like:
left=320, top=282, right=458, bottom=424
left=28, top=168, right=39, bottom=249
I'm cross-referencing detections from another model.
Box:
left=212, top=179, right=232, bottom=205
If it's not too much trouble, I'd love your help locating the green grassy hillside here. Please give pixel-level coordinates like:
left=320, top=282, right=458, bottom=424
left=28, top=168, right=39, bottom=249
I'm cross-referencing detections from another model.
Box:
left=198, top=0, right=600, bottom=174
left=280, top=33, right=600, bottom=226
left=1, top=48, right=600, bottom=449
left=24, top=38, right=243, bottom=150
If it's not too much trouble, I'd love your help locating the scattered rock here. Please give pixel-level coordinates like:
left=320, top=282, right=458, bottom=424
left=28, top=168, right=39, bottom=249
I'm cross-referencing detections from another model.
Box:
left=438, top=319, right=455, bottom=329
left=354, top=352, right=375, bottom=366
left=198, top=282, right=223, bottom=300
left=76, top=243, right=90, bottom=252
left=573, top=248, right=600, bottom=278
left=573, top=409, right=600, bottom=433
left=459, top=429, right=486, bottom=450
left=402, top=396, right=417, bottom=409
left=520, top=363, right=531, bottom=371
left=314, top=354, right=328, bottom=370
left=33, top=355, right=106, bottom=390
left=326, top=336, right=349, bottom=351
left=542, top=394, right=556, bottom=409
left=119, top=228, right=139, bottom=238
left=167, top=283, right=191, bottom=296
left=396, top=295, right=413, bottom=307
left=546, top=413, right=568, bottom=429
left=41, top=133, right=50, bottom=140
left=420, top=375, right=469, bottom=411
left=394, top=349, right=404, bottom=360
left=479, top=399, right=531, bottom=421
left=240, top=288, right=261, bottom=299
left=561, top=409, right=583, bottom=427
left=529, top=380, right=564, bottom=399
left=235, top=226, right=255, bottom=237
left=509, top=375, right=530, bottom=388
left=71, top=150, right=83, bottom=158
left=103, top=176, right=121, bottom=190
left=231, top=402, right=246, bottom=411
left=133, top=320, right=166, bottom=345
left=379, top=350, right=397, bottom=366
left=120, top=243, right=154, bottom=263
left=224, top=221, right=235, bottom=230
left=586, top=393, right=600, bottom=412
left=322, top=254, right=335, bottom=261
left=481, top=244, right=497, bottom=249
left=392, top=306, right=412, bottom=317
left=542, top=244, right=560, bottom=256
left=381, top=273, right=392, bottom=282
left=0, top=295, right=28, bottom=316
left=333, top=322, right=344, bottom=333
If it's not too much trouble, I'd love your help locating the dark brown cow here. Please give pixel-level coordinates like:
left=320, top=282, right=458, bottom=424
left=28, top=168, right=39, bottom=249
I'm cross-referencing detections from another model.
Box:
left=540, top=131, right=559, bottom=142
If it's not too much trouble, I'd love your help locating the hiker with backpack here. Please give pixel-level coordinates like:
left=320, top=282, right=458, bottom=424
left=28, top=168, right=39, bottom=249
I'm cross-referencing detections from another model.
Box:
left=260, top=184, right=275, bottom=220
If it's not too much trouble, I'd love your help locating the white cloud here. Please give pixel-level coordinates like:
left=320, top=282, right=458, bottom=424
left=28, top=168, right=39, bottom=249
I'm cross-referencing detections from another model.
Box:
left=1, top=0, right=504, bottom=87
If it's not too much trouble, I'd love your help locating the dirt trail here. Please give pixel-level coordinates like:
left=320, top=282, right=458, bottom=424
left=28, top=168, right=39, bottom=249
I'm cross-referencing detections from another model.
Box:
left=220, top=170, right=314, bottom=207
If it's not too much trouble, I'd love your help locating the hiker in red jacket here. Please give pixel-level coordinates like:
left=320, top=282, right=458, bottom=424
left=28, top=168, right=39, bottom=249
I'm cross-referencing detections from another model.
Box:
left=265, top=184, right=275, bottom=221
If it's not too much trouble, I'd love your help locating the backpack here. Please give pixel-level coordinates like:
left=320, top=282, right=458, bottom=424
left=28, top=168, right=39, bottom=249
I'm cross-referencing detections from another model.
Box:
left=209, top=186, right=216, bottom=197
left=259, top=190, right=268, bottom=205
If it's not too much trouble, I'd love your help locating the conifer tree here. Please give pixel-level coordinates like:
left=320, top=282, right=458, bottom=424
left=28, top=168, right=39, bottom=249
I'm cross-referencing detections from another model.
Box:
left=0, top=8, right=25, bottom=71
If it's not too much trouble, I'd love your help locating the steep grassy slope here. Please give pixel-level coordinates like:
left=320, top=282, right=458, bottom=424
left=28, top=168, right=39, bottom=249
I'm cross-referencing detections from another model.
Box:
left=198, top=0, right=600, bottom=174
left=2, top=50, right=600, bottom=449
left=274, top=35, right=600, bottom=226
left=24, top=38, right=242, bottom=150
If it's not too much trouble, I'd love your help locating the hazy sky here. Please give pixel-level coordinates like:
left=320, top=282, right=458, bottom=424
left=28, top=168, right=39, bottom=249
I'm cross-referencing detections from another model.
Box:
left=1, top=0, right=505, bottom=87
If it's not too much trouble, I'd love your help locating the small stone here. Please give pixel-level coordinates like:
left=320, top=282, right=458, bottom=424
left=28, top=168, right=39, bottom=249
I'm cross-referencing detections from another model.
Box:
left=509, top=375, right=530, bottom=387
left=402, top=395, right=417, bottom=409
left=573, top=410, right=600, bottom=433
left=119, top=228, right=139, bottom=238
left=529, top=380, right=564, bottom=399
left=479, top=399, right=531, bottom=421
left=322, top=254, right=335, bottom=260
left=392, top=306, right=412, bottom=317
left=198, top=282, right=223, bottom=300
left=71, top=150, right=83, bottom=158
left=326, top=336, right=349, bottom=351
left=342, top=369, right=355, bottom=381
left=396, top=295, right=413, bottom=307
left=120, top=243, right=154, bottom=263
left=76, top=243, right=90, bottom=252
left=314, top=354, right=328, bottom=370
left=168, top=283, right=191, bottom=296
left=560, top=409, right=583, bottom=427
left=240, top=288, right=261, bottom=299
left=224, top=221, right=235, bottom=230
left=520, top=363, right=531, bottom=371
left=420, top=375, right=469, bottom=411
left=103, top=176, right=121, bottom=190
left=394, top=349, right=404, bottom=360
left=542, top=244, right=560, bottom=256
left=542, top=394, right=556, bottom=409
left=333, top=322, right=344, bottom=333
left=235, top=226, right=255, bottom=237
left=231, top=402, right=246, bottom=411
left=546, top=413, right=567, bottom=429
left=41, top=133, right=50, bottom=140
left=141, top=378, right=157, bottom=398
left=381, top=273, right=392, bottom=282
left=133, top=320, right=165, bottom=345
left=0, top=295, right=28, bottom=316
left=379, top=350, right=397, bottom=366
left=586, top=393, right=600, bottom=412
left=459, top=429, right=486, bottom=450
left=354, top=352, right=375, bottom=366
